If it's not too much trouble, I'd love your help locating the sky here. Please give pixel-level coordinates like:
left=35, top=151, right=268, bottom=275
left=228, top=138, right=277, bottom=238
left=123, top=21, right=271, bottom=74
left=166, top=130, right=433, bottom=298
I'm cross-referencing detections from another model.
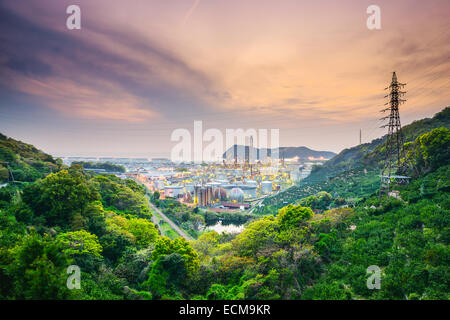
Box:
left=0, top=0, right=449, bottom=158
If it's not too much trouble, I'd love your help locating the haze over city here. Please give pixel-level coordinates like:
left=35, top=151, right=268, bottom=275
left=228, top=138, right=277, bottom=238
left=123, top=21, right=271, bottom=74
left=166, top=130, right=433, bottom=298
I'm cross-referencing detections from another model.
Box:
left=1, top=0, right=449, bottom=158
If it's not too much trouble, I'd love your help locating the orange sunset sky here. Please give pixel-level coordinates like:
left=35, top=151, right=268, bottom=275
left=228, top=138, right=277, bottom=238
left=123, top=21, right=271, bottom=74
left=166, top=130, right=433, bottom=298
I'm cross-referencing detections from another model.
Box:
left=0, top=0, right=449, bottom=157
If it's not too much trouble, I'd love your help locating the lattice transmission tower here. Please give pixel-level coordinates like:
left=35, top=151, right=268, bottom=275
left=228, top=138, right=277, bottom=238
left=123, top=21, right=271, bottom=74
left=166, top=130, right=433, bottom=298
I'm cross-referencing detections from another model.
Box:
left=379, top=72, right=410, bottom=197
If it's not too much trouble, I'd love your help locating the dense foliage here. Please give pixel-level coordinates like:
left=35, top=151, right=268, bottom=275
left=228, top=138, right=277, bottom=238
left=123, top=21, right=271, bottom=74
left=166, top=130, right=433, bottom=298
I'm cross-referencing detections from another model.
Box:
left=0, top=107, right=448, bottom=300
left=0, top=133, right=62, bottom=183
left=256, top=107, right=450, bottom=214
left=153, top=197, right=257, bottom=239
left=71, top=161, right=126, bottom=173
left=0, top=167, right=160, bottom=299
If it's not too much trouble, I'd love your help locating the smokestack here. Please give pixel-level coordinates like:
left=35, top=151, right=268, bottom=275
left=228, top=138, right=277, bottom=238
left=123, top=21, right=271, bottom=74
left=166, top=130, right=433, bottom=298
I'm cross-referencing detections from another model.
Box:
left=250, top=136, right=254, bottom=164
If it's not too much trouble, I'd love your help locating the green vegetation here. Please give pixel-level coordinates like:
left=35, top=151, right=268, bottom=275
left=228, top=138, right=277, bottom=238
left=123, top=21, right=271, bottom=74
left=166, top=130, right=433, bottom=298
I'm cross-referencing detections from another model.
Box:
left=308, top=107, right=450, bottom=183
left=152, top=198, right=205, bottom=239
left=94, top=174, right=152, bottom=218
left=152, top=196, right=258, bottom=239
left=254, top=168, right=380, bottom=214
left=0, top=165, right=162, bottom=299
left=149, top=206, right=179, bottom=239
left=57, top=230, right=103, bottom=258
left=255, top=107, right=450, bottom=214
left=0, top=107, right=448, bottom=300
left=0, top=133, right=62, bottom=183
left=303, top=167, right=449, bottom=299
left=71, top=161, right=126, bottom=173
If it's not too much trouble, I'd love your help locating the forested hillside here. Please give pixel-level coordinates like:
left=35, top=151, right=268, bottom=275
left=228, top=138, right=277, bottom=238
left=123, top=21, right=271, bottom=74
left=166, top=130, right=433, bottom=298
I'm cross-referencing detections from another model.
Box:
left=255, top=107, right=450, bottom=214
left=0, top=133, right=62, bottom=183
left=0, top=166, right=158, bottom=299
left=0, top=108, right=448, bottom=300
left=71, top=161, right=126, bottom=173
left=307, top=106, right=450, bottom=183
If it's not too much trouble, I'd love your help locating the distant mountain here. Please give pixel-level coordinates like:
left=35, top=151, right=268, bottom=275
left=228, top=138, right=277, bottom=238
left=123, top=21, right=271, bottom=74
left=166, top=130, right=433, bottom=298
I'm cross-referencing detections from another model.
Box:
left=278, top=146, right=336, bottom=160
left=222, top=145, right=336, bottom=162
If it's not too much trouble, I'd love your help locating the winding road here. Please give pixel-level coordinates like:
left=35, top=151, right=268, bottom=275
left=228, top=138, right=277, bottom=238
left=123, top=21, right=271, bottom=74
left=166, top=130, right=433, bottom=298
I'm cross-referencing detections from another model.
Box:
left=147, top=199, right=193, bottom=241
left=135, top=179, right=193, bottom=241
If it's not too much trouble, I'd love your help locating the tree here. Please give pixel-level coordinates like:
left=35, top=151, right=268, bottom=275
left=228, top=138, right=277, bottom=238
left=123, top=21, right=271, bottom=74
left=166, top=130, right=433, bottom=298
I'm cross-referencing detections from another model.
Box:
left=128, top=218, right=158, bottom=247
left=100, top=233, right=133, bottom=265
left=4, top=232, right=72, bottom=299
left=405, top=127, right=450, bottom=174
left=152, top=237, right=199, bottom=275
left=206, top=284, right=229, bottom=300
left=143, top=253, right=189, bottom=299
left=22, top=169, right=99, bottom=227
left=94, top=175, right=151, bottom=218
left=71, top=161, right=125, bottom=173
left=233, top=216, right=278, bottom=256
left=302, top=281, right=351, bottom=300
left=416, top=127, right=450, bottom=171
left=191, top=214, right=205, bottom=231
left=193, top=231, right=220, bottom=262
left=0, top=165, right=8, bottom=182
left=298, top=192, right=332, bottom=211
left=277, top=205, right=313, bottom=231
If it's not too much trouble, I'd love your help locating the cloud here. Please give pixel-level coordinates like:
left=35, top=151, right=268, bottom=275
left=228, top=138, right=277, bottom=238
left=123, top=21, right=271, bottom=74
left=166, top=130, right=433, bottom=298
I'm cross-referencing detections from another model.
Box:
left=0, top=2, right=217, bottom=122
left=5, top=70, right=157, bottom=122
left=1, top=0, right=449, bottom=154
left=183, top=0, right=201, bottom=25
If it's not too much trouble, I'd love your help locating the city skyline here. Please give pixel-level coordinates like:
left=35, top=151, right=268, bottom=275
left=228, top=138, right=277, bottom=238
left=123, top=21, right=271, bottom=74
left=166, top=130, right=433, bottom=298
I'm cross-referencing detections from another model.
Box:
left=1, top=0, right=449, bottom=158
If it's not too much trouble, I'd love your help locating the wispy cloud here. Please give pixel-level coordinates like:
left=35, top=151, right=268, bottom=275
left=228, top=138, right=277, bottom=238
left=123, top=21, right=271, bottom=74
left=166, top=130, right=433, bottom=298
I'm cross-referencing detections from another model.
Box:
left=1, top=0, right=449, bottom=154
left=0, top=1, right=216, bottom=122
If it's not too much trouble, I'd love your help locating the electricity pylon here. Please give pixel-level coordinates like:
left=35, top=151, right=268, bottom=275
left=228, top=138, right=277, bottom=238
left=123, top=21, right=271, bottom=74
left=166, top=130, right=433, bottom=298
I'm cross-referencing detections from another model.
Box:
left=379, top=72, right=410, bottom=197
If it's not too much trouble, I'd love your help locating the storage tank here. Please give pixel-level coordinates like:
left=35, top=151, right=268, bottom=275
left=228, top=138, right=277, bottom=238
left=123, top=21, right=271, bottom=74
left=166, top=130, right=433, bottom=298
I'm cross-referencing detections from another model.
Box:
left=214, top=187, right=227, bottom=201
left=229, top=188, right=244, bottom=202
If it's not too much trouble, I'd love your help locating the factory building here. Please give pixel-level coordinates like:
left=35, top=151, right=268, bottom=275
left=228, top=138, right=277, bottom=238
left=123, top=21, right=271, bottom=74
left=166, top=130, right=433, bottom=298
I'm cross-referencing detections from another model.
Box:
left=195, top=185, right=214, bottom=207
left=214, top=188, right=227, bottom=201
left=155, top=180, right=165, bottom=190
left=184, top=184, right=195, bottom=193
left=261, top=181, right=273, bottom=194
left=183, top=192, right=192, bottom=202
left=165, top=185, right=184, bottom=198
left=238, top=184, right=257, bottom=198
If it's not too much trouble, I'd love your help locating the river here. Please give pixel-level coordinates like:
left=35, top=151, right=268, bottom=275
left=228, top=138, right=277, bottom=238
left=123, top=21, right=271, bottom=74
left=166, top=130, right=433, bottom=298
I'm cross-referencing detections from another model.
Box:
left=206, top=221, right=245, bottom=234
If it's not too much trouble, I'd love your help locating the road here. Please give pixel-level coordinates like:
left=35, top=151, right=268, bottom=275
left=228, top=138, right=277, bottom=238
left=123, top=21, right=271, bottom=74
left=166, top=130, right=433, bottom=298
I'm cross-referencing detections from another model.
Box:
left=147, top=200, right=193, bottom=241
left=248, top=190, right=280, bottom=214
left=135, top=179, right=193, bottom=241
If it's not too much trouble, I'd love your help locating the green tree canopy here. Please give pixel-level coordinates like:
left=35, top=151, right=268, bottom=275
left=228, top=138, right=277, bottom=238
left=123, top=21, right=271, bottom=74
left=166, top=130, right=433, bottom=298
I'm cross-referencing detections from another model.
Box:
left=56, top=230, right=103, bottom=258
left=152, top=237, right=199, bottom=274
left=22, top=169, right=99, bottom=227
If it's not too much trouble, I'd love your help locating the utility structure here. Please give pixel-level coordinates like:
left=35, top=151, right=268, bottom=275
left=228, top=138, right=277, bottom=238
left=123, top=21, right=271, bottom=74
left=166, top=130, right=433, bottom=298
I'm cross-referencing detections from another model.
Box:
left=379, top=72, right=410, bottom=197
left=249, top=136, right=254, bottom=176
